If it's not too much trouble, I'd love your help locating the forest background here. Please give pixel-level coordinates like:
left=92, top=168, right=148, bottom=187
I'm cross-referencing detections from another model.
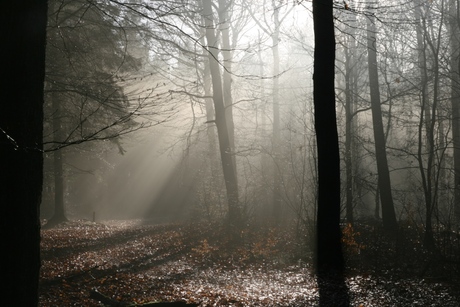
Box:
left=2, top=0, right=460, bottom=306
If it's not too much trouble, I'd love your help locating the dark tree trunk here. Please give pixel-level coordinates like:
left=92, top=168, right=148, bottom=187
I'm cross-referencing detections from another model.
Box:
left=414, top=0, right=442, bottom=250
left=375, top=184, right=381, bottom=219
left=366, top=15, right=398, bottom=233
left=344, top=46, right=354, bottom=225
left=423, top=4, right=442, bottom=251
left=218, top=0, right=239, bottom=209
left=314, top=0, right=344, bottom=277
left=46, top=93, right=68, bottom=226
left=0, top=1, right=48, bottom=305
left=54, top=148, right=66, bottom=218
left=313, top=0, right=349, bottom=305
left=449, top=0, right=460, bottom=225
left=44, top=0, right=67, bottom=227
left=203, top=0, right=240, bottom=224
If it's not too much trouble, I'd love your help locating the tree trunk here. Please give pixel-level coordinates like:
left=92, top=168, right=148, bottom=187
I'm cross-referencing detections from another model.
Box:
left=366, top=14, right=398, bottom=232
left=375, top=184, right=381, bottom=219
left=271, top=1, right=282, bottom=222
left=217, top=0, right=238, bottom=207
left=314, top=0, right=344, bottom=276
left=0, top=1, right=48, bottom=305
left=344, top=42, right=354, bottom=225
left=46, top=3, right=68, bottom=227
left=313, top=0, right=349, bottom=304
left=424, top=2, right=443, bottom=250
left=54, top=143, right=66, bottom=218
left=218, top=0, right=236, bottom=166
left=414, top=0, right=443, bottom=250
left=449, top=0, right=460, bottom=225
left=48, top=93, right=68, bottom=225
left=203, top=0, right=240, bottom=224
left=257, top=31, right=271, bottom=215
left=199, top=30, right=220, bottom=214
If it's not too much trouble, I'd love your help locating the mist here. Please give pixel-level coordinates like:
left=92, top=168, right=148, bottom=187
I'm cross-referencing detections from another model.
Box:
left=36, top=0, right=460, bottom=306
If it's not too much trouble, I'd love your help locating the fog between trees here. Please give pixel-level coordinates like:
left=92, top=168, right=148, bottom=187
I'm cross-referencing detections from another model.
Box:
left=3, top=0, right=460, bottom=305
left=41, top=0, right=460, bottom=242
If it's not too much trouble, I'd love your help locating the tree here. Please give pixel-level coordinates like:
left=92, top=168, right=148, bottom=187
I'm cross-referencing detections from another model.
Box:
left=449, top=0, right=460, bottom=224
left=202, top=0, right=241, bottom=224
left=50, top=92, right=67, bottom=224
left=43, top=0, right=148, bottom=226
left=413, top=0, right=446, bottom=250
left=0, top=1, right=48, bottom=305
left=366, top=11, right=398, bottom=232
left=218, top=0, right=237, bottom=169
left=247, top=1, right=294, bottom=222
left=344, top=40, right=355, bottom=224
left=313, top=0, right=349, bottom=305
left=337, top=8, right=359, bottom=225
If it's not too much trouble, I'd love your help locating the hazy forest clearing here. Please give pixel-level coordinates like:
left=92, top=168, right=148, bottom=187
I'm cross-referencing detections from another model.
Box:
left=39, top=220, right=460, bottom=306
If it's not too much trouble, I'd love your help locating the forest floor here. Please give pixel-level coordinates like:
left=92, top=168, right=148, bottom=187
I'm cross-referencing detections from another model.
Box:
left=39, top=219, right=460, bottom=306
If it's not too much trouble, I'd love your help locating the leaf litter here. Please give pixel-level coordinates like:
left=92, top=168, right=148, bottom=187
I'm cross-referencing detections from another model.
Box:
left=39, top=220, right=460, bottom=306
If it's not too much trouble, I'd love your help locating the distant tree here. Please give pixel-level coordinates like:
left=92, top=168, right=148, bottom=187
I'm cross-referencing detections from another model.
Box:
left=344, top=38, right=355, bottom=225
left=218, top=0, right=237, bottom=169
left=0, top=1, right=48, bottom=305
left=312, top=0, right=349, bottom=305
left=336, top=7, right=359, bottom=225
left=202, top=0, right=241, bottom=224
left=43, top=0, right=148, bottom=226
left=449, top=0, right=460, bottom=225
left=366, top=11, right=398, bottom=233
left=413, top=0, right=445, bottom=250
left=247, top=1, right=294, bottom=222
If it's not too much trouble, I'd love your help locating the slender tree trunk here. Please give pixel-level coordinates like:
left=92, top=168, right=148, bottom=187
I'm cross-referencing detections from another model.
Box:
left=203, top=0, right=240, bottom=224
left=257, top=31, right=270, bottom=215
left=49, top=93, right=68, bottom=224
left=437, top=115, right=446, bottom=218
left=425, top=1, right=443, bottom=250
left=351, top=32, right=362, bottom=213
left=271, top=0, right=282, bottom=222
left=46, top=1, right=68, bottom=227
left=375, top=184, right=381, bottom=219
left=199, top=30, right=220, bottom=213
left=218, top=0, right=236, bottom=154
left=366, top=14, right=398, bottom=232
left=449, top=0, right=460, bottom=225
left=218, top=0, right=238, bottom=189
left=53, top=138, right=66, bottom=218
left=414, top=1, right=430, bottom=242
left=0, top=1, right=48, bottom=305
left=344, top=44, right=354, bottom=225
left=414, top=0, right=443, bottom=250
left=343, top=3, right=358, bottom=225
left=203, top=46, right=217, bottom=163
